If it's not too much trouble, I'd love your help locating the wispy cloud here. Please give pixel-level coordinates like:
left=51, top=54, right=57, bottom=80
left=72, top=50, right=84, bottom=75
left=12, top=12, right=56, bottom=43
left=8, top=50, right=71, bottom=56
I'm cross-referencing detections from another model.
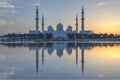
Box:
left=8, top=21, right=14, bottom=25
left=25, top=3, right=40, bottom=7
left=0, top=0, right=17, bottom=16
left=96, top=2, right=107, bottom=7
left=0, top=20, right=7, bottom=26
left=0, top=1, right=15, bottom=8
left=0, top=9, right=16, bottom=16
left=0, top=19, right=15, bottom=26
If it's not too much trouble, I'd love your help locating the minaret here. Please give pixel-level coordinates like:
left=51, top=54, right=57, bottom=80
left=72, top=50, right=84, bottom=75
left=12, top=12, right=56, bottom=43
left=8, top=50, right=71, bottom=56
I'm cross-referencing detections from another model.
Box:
left=76, top=15, right=78, bottom=33
left=36, top=5, right=39, bottom=32
left=42, top=15, right=44, bottom=33
left=81, top=6, right=85, bottom=32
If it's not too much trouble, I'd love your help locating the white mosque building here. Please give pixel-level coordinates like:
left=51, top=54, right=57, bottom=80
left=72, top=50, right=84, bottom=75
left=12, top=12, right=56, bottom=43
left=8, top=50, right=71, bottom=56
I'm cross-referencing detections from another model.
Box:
left=29, top=5, right=92, bottom=38
left=45, top=23, right=75, bottom=38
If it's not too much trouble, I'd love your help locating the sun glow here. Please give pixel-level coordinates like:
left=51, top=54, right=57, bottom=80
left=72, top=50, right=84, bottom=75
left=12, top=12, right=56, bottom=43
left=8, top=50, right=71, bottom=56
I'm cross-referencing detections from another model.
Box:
left=94, top=46, right=120, bottom=59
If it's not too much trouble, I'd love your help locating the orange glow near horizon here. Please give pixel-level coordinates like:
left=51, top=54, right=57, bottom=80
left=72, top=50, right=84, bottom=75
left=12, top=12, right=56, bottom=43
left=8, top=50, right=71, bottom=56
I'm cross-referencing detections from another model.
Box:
left=92, top=46, right=120, bottom=58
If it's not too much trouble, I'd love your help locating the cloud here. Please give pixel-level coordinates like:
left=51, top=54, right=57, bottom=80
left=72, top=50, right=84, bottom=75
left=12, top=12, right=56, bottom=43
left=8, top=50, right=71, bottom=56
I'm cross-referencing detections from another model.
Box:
left=0, top=1, right=17, bottom=16
left=0, top=9, right=16, bottom=16
left=9, top=21, right=14, bottom=25
left=0, top=20, right=7, bottom=26
left=96, top=2, right=107, bottom=7
left=15, top=6, right=24, bottom=8
left=25, top=3, right=40, bottom=7
left=0, top=1, right=15, bottom=9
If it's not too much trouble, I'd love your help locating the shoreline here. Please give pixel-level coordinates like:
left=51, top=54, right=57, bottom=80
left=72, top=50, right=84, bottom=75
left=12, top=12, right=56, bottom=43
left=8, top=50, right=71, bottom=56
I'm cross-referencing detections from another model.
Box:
left=0, top=40, right=120, bottom=44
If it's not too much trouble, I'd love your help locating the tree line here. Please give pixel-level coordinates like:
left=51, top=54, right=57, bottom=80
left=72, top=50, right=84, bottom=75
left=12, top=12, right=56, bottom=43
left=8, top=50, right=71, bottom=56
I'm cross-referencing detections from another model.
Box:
left=1, top=32, right=120, bottom=41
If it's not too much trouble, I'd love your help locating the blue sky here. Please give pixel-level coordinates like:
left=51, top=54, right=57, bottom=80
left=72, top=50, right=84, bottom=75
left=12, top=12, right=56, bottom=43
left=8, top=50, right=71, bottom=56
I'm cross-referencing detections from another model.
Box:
left=0, top=0, right=120, bottom=34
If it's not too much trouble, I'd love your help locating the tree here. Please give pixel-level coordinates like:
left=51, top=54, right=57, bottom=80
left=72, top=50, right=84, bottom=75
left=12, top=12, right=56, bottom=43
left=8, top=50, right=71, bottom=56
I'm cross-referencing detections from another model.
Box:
left=67, top=33, right=75, bottom=39
left=39, top=33, right=44, bottom=39
left=46, top=33, right=53, bottom=39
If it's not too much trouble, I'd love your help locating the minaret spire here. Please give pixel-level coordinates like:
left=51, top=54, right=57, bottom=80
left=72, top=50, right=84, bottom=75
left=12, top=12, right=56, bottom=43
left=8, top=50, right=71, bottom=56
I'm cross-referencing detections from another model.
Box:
left=36, top=5, right=39, bottom=32
left=42, top=14, right=44, bottom=33
left=76, top=15, right=78, bottom=33
left=81, top=6, right=85, bottom=32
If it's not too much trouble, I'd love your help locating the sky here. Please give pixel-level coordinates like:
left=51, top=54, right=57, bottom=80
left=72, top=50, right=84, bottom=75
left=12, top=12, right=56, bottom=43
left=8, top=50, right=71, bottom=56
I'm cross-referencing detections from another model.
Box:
left=0, top=0, right=120, bottom=35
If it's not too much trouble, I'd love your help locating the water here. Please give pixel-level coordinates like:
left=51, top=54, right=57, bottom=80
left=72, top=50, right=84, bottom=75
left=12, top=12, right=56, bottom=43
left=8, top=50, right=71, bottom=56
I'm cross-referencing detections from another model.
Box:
left=0, top=43, right=120, bottom=80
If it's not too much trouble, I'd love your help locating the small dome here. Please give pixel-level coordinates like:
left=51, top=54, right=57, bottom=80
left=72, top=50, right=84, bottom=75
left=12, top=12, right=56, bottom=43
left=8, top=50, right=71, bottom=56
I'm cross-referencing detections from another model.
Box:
left=57, top=23, right=63, bottom=31
left=66, top=25, right=72, bottom=32
left=48, top=25, right=54, bottom=32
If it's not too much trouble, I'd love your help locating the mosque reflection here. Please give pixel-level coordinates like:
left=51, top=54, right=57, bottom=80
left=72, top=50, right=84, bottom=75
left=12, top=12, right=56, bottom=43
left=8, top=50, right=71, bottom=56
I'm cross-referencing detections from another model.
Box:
left=1, top=43, right=120, bottom=75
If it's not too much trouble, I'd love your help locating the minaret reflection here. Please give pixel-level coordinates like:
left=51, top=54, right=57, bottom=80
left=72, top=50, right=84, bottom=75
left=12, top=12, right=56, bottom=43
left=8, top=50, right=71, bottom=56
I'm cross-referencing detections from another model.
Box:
left=34, top=44, right=45, bottom=74
left=75, top=43, right=78, bottom=65
left=81, top=46, right=84, bottom=75
left=35, top=44, right=45, bottom=74
left=35, top=47, right=39, bottom=74
left=79, top=43, right=93, bottom=75
left=42, top=46, right=44, bottom=65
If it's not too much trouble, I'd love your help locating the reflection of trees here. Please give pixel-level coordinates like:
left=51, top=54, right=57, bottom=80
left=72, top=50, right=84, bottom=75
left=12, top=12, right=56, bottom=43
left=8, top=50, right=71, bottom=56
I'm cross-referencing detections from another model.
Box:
left=78, top=43, right=93, bottom=50
left=45, top=33, right=54, bottom=39
left=1, top=43, right=120, bottom=57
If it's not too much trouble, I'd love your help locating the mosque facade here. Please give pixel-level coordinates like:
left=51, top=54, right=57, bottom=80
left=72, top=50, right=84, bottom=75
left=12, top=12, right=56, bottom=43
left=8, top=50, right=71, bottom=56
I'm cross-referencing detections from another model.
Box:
left=45, top=23, right=75, bottom=38
left=29, top=5, right=92, bottom=38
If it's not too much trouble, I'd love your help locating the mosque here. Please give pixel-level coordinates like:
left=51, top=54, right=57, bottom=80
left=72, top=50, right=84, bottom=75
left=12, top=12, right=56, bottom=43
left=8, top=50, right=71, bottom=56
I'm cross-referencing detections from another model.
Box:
left=45, top=23, right=75, bottom=38
left=29, top=5, right=92, bottom=38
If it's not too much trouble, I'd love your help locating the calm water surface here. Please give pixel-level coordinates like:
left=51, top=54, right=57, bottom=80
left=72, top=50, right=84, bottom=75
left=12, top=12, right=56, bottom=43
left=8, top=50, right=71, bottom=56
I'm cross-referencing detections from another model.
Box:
left=0, top=43, right=120, bottom=79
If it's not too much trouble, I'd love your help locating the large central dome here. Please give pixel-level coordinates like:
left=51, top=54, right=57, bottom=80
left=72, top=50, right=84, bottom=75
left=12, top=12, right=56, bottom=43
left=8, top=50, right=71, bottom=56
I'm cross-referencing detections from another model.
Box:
left=57, top=23, right=63, bottom=31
